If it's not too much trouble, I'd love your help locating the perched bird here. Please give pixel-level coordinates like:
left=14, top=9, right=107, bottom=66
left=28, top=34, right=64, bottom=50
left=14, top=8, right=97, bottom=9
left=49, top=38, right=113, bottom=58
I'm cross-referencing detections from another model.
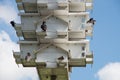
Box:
left=25, top=52, right=32, bottom=61
left=41, top=21, right=47, bottom=32
left=10, top=21, right=15, bottom=27
left=82, top=52, right=85, bottom=57
left=58, top=56, right=64, bottom=60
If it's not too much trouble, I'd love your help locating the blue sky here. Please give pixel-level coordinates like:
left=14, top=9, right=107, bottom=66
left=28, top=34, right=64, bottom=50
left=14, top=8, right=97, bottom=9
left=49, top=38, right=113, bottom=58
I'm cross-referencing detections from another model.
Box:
left=0, top=0, right=120, bottom=80
left=71, top=0, right=120, bottom=80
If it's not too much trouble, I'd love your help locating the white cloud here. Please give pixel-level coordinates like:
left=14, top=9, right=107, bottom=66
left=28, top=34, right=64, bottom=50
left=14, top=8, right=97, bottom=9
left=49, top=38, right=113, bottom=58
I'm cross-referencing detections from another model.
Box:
left=0, top=0, right=20, bottom=24
left=96, top=62, right=120, bottom=80
left=0, top=31, right=39, bottom=80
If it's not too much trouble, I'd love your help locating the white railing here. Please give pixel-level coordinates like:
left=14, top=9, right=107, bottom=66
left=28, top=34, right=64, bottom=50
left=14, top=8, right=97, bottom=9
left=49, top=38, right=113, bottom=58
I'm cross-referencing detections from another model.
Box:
left=22, top=0, right=37, bottom=3
left=70, top=0, right=85, bottom=2
left=37, top=0, right=68, bottom=3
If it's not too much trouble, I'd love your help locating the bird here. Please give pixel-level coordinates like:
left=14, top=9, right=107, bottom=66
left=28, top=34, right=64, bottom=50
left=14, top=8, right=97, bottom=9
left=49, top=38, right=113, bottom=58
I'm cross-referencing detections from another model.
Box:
left=25, top=52, right=32, bottom=61
left=87, top=18, right=96, bottom=25
left=10, top=21, right=15, bottom=27
left=82, top=52, right=85, bottom=57
left=41, top=21, right=47, bottom=32
left=58, top=56, right=64, bottom=60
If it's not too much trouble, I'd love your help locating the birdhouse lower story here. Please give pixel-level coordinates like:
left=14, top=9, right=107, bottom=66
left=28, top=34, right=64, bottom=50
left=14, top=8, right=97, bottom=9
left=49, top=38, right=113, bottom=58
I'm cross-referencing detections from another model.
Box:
left=13, top=40, right=93, bottom=80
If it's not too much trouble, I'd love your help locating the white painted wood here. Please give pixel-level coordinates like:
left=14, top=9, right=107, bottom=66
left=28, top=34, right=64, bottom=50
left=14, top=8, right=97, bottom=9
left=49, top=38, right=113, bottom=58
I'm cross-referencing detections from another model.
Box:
left=86, top=0, right=92, bottom=3
left=17, top=3, right=23, bottom=10
left=14, top=0, right=94, bottom=79
left=86, top=3, right=93, bottom=10
left=69, top=2, right=85, bottom=12
left=36, top=46, right=68, bottom=68
left=21, top=16, right=39, bottom=30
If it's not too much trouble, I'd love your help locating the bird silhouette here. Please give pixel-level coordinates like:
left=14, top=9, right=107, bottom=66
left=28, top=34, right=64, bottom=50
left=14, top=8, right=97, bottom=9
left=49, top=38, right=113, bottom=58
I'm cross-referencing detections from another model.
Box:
left=41, top=21, right=47, bottom=32
left=10, top=21, right=15, bottom=27
left=87, top=18, right=96, bottom=25
left=58, top=56, right=64, bottom=60
left=25, top=52, right=32, bottom=61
